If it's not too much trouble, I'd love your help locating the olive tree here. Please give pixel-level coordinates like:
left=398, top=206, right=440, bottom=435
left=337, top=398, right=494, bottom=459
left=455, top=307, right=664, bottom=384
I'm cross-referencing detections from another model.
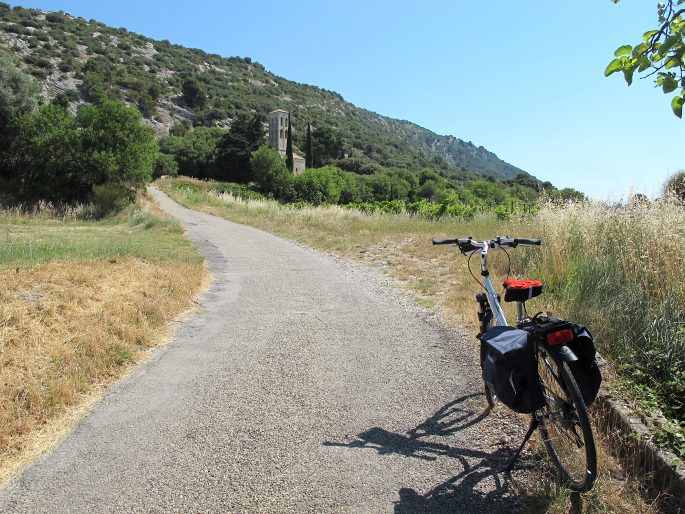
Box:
left=0, top=52, right=38, bottom=127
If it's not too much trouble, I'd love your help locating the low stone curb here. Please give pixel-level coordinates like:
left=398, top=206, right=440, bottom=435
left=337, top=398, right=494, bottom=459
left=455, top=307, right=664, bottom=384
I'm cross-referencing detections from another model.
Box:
left=594, top=390, right=685, bottom=512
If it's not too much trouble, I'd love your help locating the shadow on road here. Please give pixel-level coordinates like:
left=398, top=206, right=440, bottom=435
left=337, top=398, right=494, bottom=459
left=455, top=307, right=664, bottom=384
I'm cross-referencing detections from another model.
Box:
left=324, top=393, right=551, bottom=513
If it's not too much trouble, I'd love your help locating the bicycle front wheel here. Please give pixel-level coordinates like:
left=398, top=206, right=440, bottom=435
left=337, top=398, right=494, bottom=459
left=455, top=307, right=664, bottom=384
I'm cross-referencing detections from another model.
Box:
left=536, top=345, right=597, bottom=492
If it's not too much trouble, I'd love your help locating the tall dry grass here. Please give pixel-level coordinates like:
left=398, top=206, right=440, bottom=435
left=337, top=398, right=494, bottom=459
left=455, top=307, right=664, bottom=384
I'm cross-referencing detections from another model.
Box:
left=508, top=199, right=685, bottom=425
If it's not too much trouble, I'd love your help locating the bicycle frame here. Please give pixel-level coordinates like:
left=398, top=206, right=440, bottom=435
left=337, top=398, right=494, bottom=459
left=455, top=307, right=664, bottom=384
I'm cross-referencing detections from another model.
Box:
left=478, top=243, right=508, bottom=328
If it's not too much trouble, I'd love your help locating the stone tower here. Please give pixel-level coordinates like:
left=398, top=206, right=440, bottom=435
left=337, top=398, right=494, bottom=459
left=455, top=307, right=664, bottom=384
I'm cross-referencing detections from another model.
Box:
left=268, top=109, right=289, bottom=153
left=267, top=109, right=306, bottom=174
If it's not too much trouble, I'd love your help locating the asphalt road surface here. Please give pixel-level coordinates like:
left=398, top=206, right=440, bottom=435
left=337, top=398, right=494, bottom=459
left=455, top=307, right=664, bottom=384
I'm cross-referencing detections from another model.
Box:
left=0, top=187, right=529, bottom=513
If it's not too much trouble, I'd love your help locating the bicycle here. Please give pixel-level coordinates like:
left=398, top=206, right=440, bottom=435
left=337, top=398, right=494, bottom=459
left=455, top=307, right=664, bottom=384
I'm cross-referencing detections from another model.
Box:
left=433, top=236, right=597, bottom=492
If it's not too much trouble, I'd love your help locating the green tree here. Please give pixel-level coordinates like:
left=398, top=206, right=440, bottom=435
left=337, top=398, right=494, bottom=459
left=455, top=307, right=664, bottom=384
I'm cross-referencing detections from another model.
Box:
left=542, top=187, right=586, bottom=204
left=366, top=168, right=414, bottom=201
left=181, top=77, right=208, bottom=109
left=293, top=166, right=354, bottom=204
left=3, top=100, right=156, bottom=203
left=332, top=155, right=379, bottom=175
left=153, top=152, right=179, bottom=179
left=0, top=52, right=38, bottom=127
left=250, top=145, right=292, bottom=197
left=216, top=114, right=265, bottom=182
left=312, top=125, right=344, bottom=167
left=51, top=89, right=79, bottom=109
left=419, top=180, right=441, bottom=201
left=169, top=120, right=191, bottom=137
left=3, top=104, right=77, bottom=200
left=76, top=100, right=158, bottom=195
left=159, top=127, right=225, bottom=179
left=285, top=113, right=294, bottom=172
left=606, top=0, right=685, bottom=118
left=0, top=52, right=39, bottom=184
left=305, top=122, right=313, bottom=169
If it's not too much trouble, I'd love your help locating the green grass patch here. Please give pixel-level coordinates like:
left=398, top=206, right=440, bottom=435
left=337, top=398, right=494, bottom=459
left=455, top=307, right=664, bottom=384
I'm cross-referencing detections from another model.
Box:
left=0, top=204, right=201, bottom=268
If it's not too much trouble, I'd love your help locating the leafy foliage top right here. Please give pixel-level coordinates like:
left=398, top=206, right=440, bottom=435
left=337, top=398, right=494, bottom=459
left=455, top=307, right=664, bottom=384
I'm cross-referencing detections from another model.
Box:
left=606, top=0, right=685, bottom=118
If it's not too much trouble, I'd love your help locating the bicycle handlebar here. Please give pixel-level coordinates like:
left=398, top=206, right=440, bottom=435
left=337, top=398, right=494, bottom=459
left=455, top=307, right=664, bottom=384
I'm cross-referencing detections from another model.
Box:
left=498, top=237, right=542, bottom=246
left=432, top=236, right=541, bottom=254
left=432, top=238, right=469, bottom=246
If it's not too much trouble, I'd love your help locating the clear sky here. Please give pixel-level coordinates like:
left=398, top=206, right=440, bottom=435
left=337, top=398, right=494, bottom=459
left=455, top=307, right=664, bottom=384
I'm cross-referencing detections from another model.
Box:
left=5, top=0, right=683, bottom=199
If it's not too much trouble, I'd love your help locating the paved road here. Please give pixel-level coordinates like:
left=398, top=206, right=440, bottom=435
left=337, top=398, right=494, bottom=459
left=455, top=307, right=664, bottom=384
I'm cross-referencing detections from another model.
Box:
left=0, top=188, right=528, bottom=513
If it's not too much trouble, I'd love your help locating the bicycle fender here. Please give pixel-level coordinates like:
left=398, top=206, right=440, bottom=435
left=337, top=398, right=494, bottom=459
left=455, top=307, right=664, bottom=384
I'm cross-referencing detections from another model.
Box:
left=549, top=344, right=579, bottom=364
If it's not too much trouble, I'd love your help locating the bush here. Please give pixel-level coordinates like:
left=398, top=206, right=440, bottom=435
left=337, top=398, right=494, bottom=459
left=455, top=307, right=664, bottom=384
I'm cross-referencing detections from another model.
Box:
left=663, top=171, right=685, bottom=202
left=92, top=182, right=133, bottom=216
left=58, top=59, right=75, bottom=73
left=0, top=52, right=39, bottom=126
left=51, top=89, right=78, bottom=108
left=250, top=145, right=292, bottom=198
left=495, top=204, right=509, bottom=220
left=181, top=77, right=207, bottom=109
left=159, top=127, right=225, bottom=179
left=76, top=100, right=158, bottom=194
left=153, top=153, right=179, bottom=179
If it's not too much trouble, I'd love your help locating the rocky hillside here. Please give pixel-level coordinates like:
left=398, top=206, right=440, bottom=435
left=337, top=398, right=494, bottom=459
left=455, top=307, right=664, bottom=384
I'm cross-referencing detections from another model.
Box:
left=0, top=3, right=529, bottom=181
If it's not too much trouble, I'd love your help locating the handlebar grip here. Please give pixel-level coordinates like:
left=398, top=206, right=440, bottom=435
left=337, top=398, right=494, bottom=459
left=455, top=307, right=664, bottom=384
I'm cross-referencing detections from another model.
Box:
left=513, top=238, right=542, bottom=245
left=433, top=238, right=481, bottom=255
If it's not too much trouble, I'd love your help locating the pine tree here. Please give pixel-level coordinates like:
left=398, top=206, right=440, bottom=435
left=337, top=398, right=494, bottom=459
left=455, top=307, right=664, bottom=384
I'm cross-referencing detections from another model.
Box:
left=305, top=122, right=313, bottom=169
left=285, top=113, right=294, bottom=172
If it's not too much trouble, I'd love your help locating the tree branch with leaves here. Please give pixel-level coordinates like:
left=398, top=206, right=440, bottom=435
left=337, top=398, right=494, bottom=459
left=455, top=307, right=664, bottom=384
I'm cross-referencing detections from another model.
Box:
left=606, top=0, right=685, bottom=118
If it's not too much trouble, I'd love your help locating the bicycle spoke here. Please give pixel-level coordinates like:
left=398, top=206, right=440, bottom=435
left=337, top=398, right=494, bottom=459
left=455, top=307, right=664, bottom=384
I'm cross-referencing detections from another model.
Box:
left=536, top=345, right=596, bottom=491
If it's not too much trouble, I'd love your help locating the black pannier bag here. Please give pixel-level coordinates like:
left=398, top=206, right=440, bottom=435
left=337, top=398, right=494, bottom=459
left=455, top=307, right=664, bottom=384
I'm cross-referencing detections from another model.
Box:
left=524, top=316, right=602, bottom=406
left=479, top=326, right=546, bottom=414
left=568, top=323, right=602, bottom=406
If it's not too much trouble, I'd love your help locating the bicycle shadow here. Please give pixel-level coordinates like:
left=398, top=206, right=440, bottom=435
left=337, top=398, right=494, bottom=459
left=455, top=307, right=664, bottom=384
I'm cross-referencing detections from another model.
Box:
left=324, top=393, right=550, bottom=513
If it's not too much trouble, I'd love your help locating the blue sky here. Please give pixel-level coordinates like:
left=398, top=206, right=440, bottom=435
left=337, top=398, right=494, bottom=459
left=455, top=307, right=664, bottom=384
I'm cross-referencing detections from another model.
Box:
left=5, top=0, right=683, bottom=199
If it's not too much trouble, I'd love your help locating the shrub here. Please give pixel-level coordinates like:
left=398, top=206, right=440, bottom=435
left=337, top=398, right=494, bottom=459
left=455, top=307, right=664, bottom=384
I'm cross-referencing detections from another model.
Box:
left=58, top=59, right=75, bottom=73
left=153, top=152, right=179, bottom=179
left=75, top=100, right=158, bottom=194
left=0, top=52, right=39, bottom=125
left=250, top=145, right=292, bottom=198
left=663, top=171, right=685, bottom=202
left=92, top=182, right=133, bottom=216
left=51, top=89, right=78, bottom=108
left=495, top=204, right=509, bottom=220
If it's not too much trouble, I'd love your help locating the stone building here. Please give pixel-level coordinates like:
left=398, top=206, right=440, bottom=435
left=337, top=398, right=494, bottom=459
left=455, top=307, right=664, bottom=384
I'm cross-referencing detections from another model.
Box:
left=267, top=109, right=306, bottom=174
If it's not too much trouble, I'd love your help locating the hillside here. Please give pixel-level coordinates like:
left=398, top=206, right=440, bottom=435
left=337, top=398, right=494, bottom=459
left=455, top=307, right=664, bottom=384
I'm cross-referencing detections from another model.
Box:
left=0, top=3, right=529, bottom=182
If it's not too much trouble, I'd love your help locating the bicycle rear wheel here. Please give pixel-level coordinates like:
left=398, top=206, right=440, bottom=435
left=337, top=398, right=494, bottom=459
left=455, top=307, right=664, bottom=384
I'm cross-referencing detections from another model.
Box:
left=536, top=345, right=597, bottom=492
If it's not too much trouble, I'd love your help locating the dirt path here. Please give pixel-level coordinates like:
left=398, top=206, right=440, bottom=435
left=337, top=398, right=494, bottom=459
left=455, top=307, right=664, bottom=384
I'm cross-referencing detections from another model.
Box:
left=0, top=187, right=531, bottom=513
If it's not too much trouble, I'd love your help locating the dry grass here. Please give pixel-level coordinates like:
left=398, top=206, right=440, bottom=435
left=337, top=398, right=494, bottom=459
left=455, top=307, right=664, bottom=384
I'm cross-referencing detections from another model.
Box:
left=158, top=177, right=667, bottom=513
left=0, top=196, right=208, bottom=484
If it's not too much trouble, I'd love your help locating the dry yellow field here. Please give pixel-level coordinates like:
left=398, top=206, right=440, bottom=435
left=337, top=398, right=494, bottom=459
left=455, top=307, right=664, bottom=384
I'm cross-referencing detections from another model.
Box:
left=0, top=197, right=208, bottom=483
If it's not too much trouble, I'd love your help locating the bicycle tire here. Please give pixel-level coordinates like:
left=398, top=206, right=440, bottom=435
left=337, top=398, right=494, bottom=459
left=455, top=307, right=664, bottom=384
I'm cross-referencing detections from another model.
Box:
left=536, top=345, right=597, bottom=492
left=480, top=340, right=497, bottom=409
